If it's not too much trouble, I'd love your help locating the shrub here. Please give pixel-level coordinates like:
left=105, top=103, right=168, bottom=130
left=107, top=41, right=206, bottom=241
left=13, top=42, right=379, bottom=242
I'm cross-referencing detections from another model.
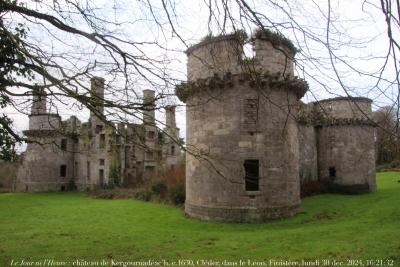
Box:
left=109, top=163, right=120, bottom=187
left=88, top=188, right=136, bottom=199
left=151, top=180, right=167, bottom=198
left=159, top=162, right=186, bottom=205
left=133, top=188, right=152, bottom=202
left=169, top=184, right=185, bottom=205
left=389, top=160, right=400, bottom=169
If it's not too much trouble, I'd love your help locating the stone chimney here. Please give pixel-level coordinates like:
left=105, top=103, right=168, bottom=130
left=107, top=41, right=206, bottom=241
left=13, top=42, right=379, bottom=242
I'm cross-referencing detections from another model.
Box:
left=90, top=77, right=105, bottom=117
left=28, top=90, right=61, bottom=131
left=165, top=105, right=176, bottom=129
left=143, top=89, right=155, bottom=125
left=31, top=91, right=47, bottom=115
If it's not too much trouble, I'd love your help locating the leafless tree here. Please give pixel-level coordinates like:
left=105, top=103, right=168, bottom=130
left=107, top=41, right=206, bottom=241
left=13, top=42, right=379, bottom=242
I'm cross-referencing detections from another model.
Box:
left=1, top=0, right=399, bottom=162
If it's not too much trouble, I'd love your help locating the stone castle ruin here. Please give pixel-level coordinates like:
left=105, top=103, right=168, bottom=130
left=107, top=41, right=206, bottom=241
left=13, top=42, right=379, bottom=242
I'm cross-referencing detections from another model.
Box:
left=176, top=30, right=376, bottom=222
left=13, top=29, right=376, bottom=223
left=16, top=78, right=181, bottom=192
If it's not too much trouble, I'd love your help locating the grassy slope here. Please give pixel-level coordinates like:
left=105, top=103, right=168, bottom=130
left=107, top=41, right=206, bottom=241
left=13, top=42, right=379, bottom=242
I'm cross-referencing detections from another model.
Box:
left=0, top=173, right=399, bottom=265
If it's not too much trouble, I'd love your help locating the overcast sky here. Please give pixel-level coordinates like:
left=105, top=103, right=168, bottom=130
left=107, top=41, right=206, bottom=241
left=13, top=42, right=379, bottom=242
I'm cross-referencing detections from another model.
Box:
left=2, top=0, right=398, bottom=152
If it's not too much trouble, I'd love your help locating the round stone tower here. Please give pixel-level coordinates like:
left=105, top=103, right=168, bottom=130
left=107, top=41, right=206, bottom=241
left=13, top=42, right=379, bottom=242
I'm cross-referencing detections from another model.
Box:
left=16, top=90, right=70, bottom=192
left=314, top=97, right=376, bottom=193
left=177, top=31, right=308, bottom=222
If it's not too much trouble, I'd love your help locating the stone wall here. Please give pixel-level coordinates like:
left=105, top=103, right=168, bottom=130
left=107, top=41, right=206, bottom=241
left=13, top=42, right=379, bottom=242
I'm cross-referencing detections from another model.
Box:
left=314, top=97, right=372, bottom=119
left=0, top=161, right=19, bottom=191
left=183, top=33, right=306, bottom=222
left=186, top=35, right=244, bottom=81
left=317, top=124, right=376, bottom=193
left=253, top=39, right=294, bottom=76
left=298, top=124, right=318, bottom=183
left=16, top=135, right=75, bottom=192
left=186, top=34, right=295, bottom=81
left=185, top=84, right=301, bottom=222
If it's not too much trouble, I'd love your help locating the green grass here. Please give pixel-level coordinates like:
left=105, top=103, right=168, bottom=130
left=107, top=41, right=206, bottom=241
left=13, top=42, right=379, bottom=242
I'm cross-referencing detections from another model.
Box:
left=0, top=173, right=399, bottom=266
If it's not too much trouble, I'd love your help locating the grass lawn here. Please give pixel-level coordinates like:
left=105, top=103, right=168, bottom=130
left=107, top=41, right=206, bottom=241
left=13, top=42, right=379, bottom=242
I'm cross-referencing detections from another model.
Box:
left=0, top=172, right=399, bottom=267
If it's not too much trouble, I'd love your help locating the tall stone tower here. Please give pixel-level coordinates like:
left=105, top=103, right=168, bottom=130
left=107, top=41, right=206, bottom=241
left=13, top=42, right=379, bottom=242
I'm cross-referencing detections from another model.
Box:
left=16, top=90, right=73, bottom=192
left=176, top=31, right=308, bottom=222
left=163, top=105, right=181, bottom=169
left=315, top=97, right=376, bottom=193
left=143, top=89, right=158, bottom=179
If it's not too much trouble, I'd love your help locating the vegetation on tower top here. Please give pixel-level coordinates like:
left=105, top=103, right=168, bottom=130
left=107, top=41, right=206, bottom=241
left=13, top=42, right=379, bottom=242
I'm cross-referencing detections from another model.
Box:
left=253, top=28, right=298, bottom=54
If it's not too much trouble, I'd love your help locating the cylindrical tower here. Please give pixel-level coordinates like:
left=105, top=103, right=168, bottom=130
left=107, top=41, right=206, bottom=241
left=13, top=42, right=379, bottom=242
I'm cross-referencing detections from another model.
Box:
left=177, top=31, right=308, bottom=222
left=315, top=97, right=376, bottom=193
left=16, top=90, right=74, bottom=192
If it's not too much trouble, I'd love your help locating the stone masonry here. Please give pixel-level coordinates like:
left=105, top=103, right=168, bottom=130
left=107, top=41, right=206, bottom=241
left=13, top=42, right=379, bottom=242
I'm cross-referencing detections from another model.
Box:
left=176, top=30, right=376, bottom=222
left=15, top=29, right=376, bottom=224
left=299, top=97, right=376, bottom=193
left=16, top=78, right=181, bottom=192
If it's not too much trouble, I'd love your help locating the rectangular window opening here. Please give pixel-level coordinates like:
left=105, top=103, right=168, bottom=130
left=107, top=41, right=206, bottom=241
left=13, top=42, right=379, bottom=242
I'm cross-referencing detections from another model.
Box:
left=95, top=125, right=103, bottom=134
left=99, top=169, right=104, bottom=186
left=147, top=131, right=155, bottom=139
left=87, top=161, right=91, bottom=181
left=99, top=134, right=106, bottom=149
left=60, top=165, right=67, bottom=177
left=329, top=167, right=336, bottom=178
left=99, top=159, right=105, bottom=166
left=61, top=139, right=67, bottom=151
left=74, top=161, right=78, bottom=178
left=244, top=160, right=259, bottom=191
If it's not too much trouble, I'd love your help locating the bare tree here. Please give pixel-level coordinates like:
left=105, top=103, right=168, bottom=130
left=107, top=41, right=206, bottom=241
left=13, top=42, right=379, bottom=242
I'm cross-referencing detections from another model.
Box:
left=373, top=106, right=400, bottom=165
left=1, top=0, right=400, bottom=161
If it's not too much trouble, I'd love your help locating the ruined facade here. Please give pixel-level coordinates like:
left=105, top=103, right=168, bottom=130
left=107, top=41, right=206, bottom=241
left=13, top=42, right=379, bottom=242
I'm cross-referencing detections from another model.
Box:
left=176, top=31, right=376, bottom=222
left=16, top=78, right=181, bottom=192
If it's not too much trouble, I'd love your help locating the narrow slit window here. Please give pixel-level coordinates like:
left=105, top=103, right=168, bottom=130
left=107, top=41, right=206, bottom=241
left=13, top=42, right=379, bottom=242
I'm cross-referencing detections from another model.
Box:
left=99, top=169, right=104, bottom=186
left=87, top=161, right=91, bottom=181
left=244, top=160, right=259, bottom=191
